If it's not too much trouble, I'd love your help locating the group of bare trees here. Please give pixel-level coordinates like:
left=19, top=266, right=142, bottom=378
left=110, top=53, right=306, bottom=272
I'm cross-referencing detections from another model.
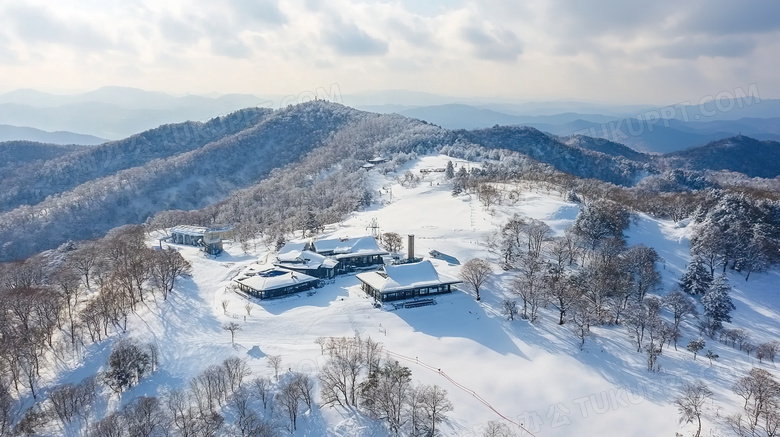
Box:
left=727, top=368, right=780, bottom=436
left=316, top=335, right=454, bottom=436
left=677, top=368, right=780, bottom=437
left=716, top=327, right=780, bottom=364
left=91, top=355, right=280, bottom=437
left=8, top=352, right=271, bottom=436
left=0, top=224, right=192, bottom=433
left=485, top=199, right=720, bottom=373
left=83, top=355, right=277, bottom=437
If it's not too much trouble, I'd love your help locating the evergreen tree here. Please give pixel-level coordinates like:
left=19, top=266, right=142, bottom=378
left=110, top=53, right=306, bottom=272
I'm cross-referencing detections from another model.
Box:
left=679, top=257, right=713, bottom=295
left=445, top=160, right=454, bottom=179
left=700, top=275, right=736, bottom=337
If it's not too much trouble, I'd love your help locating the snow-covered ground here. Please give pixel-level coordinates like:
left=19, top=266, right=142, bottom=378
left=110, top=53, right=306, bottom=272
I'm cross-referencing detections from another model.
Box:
left=56, top=154, right=780, bottom=436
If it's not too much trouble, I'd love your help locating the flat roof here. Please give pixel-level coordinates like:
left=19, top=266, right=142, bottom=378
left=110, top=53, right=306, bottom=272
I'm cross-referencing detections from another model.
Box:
left=356, top=260, right=461, bottom=294
left=170, top=225, right=207, bottom=236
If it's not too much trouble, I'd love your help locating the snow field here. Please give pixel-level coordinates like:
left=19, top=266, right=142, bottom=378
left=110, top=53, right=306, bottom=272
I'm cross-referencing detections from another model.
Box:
left=56, top=154, right=780, bottom=436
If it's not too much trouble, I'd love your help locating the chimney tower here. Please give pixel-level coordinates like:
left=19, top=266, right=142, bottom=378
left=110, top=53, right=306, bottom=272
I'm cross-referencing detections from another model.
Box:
left=408, top=234, right=415, bottom=260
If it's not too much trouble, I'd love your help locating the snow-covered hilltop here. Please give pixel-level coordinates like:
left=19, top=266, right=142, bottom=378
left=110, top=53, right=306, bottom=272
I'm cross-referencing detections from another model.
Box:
left=4, top=154, right=777, bottom=436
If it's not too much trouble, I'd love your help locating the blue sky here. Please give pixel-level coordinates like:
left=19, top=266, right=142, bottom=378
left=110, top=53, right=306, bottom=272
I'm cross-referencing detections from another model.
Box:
left=0, top=0, right=777, bottom=104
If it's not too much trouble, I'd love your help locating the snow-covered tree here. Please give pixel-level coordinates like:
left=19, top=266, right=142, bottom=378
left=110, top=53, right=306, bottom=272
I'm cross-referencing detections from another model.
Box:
left=700, top=275, right=736, bottom=337
left=737, top=223, right=777, bottom=281
left=687, top=338, right=705, bottom=361
left=572, top=199, right=630, bottom=250
left=680, top=257, right=713, bottom=295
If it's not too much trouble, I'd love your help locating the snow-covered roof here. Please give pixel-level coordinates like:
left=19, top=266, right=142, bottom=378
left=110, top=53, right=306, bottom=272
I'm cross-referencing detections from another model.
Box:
left=170, top=225, right=234, bottom=237
left=356, top=260, right=461, bottom=293
left=275, top=250, right=339, bottom=270
left=312, top=236, right=388, bottom=259
left=278, top=241, right=310, bottom=255
left=234, top=267, right=317, bottom=292
left=170, top=225, right=207, bottom=236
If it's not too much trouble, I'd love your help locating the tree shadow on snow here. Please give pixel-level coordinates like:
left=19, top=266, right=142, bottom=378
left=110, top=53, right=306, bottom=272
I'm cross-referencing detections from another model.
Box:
left=392, top=292, right=528, bottom=358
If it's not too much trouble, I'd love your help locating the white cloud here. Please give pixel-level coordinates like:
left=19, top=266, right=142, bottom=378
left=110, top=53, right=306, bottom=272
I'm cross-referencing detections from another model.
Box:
left=0, top=0, right=776, bottom=103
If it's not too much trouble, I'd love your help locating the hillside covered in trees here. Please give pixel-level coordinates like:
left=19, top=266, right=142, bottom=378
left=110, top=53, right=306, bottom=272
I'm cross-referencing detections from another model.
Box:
left=1, top=101, right=778, bottom=264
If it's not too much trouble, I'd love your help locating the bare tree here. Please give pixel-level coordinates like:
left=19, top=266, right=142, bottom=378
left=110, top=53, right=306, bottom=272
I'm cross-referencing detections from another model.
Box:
left=359, top=359, right=413, bottom=434
left=88, top=412, right=126, bottom=437
left=252, top=377, right=273, bottom=410
left=52, top=266, right=84, bottom=346
left=495, top=214, right=526, bottom=267
left=381, top=232, right=403, bottom=253
left=318, top=337, right=365, bottom=407
left=292, top=372, right=315, bottom=410
left=623, top=297, right=662, bottom=353
left=482, top=420, right=517, bottom=437
left=229, top=387, right=277, bottom=437
left=48, top=376, right=98, bottom=431
left=731, top=368, right=780, bottom=434
left=546, top=274, right=580, bottom=325
left=190, top=365, right=229, bottom=413
left=522, top=218, right=551, bottom=258
left=675, top=381, right=712, bottom=437
left=223, top=356, right=252, bottom=394
left=221, top=299, right=230, bottom=315
left=150, top=248, right=191, bottom=300
left=277, top=377, right=303, bottom=431
left=662, top=290, right=698, bottom=350
left=121, top=396, right=166, bottom=437
left=363, top=336, right=384, bottom=374
left=0, top=382, right=14, bottom=437
left=315, top=337, right=328, bottom=355
left=501, top=299, right=518, bottom=321
left=267, top=355, right=283, bottom=381
left=477, top=184, right=500, bottom=208
left=223, top=322, right=241, bottom=345
left=49, top=383, right=79, bottom=428
left=244, top=302, right=252, bottom=316
left=419, top=385, right=454, bottom=436
left=67, top=241, right=100, bottom=289
left=756, top=341, right=780, bottom=363
left=460, top=258, right=492, bottom=301
left=513, top=254, right=545, bottom=321
left=568, top=299, right=596, bottom=350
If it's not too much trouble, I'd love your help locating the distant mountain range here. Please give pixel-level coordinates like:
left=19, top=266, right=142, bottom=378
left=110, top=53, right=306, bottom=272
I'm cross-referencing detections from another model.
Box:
left=0, top=124, right=106, bottom=145
left=666, top=135, right=780, bottom=179
left=3, top=87, right=778, bottom=153
left=0, top=86, right=274, bottom=139
left=397, top=103, right=780, bottom=154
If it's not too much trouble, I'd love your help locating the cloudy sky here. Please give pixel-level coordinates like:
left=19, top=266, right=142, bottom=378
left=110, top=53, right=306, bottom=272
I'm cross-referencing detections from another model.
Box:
left=1, top=0, right=778, bottom=104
